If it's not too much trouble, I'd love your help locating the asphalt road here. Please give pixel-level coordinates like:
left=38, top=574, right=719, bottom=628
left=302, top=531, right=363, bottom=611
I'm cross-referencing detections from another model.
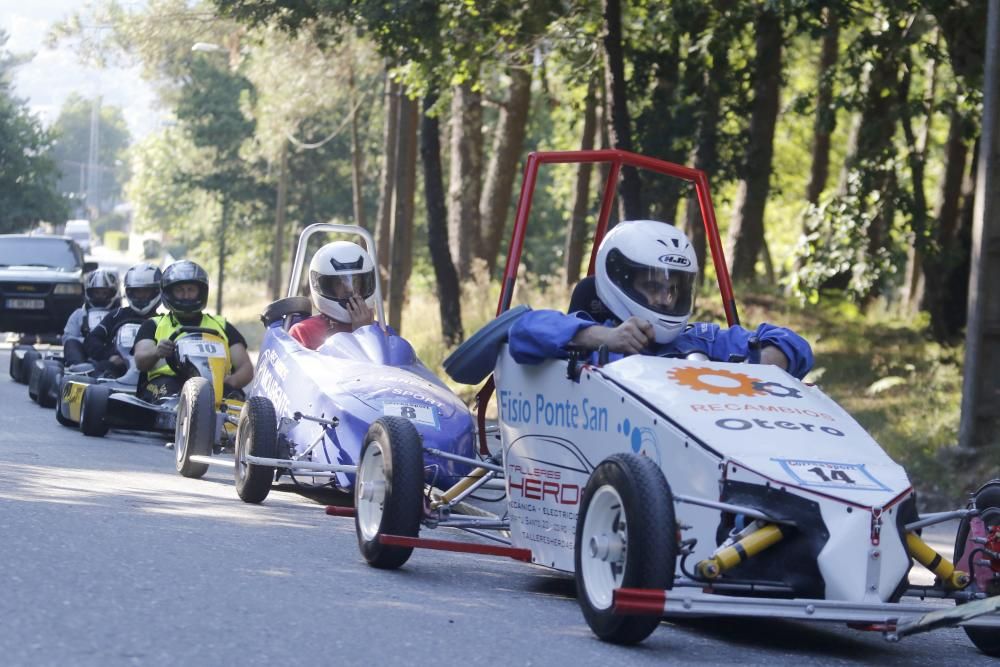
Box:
left=0, top=344, right=996, bottom=666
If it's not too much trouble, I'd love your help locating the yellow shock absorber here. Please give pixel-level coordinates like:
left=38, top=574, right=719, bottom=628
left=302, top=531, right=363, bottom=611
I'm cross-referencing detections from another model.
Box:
left=430, top=466, right=491, bottom=509
left=697, top=523, right=785, bottom=579
left=905, top=532, right=970, bottom=589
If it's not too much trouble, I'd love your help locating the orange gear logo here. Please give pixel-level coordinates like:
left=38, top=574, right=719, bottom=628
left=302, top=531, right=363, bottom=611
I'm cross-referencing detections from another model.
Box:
left=669, top=366, right=765, bottom=397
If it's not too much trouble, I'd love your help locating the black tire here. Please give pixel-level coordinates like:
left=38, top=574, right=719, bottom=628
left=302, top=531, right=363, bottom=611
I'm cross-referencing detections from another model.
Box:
left=354, top=417, right=424, bottom=569
left=27, top=359, right=46, bottom=402
left=13, top=347, right=39, bottom=384
left=9, top=345, right=27, bottom=382
left=17, top=348, right=42, bottom=384
left=55, top=398, right=75, bottom=427
left=234, top=396, right=278, bottom=503
left=175, top=377, right=215, bottom=479
left=954, top=479, right=1000, bottom=656
left=36, top=362, right=62, bottom=409
left=80, top=385, right=111, bottom=437
left=575, top=453, right=677, bottom=645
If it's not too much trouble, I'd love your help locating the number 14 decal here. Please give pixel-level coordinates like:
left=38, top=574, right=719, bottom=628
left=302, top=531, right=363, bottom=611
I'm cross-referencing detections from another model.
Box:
left=773, top=458, right=891, bottom=492
left=808, top=466, right=855, bottom=484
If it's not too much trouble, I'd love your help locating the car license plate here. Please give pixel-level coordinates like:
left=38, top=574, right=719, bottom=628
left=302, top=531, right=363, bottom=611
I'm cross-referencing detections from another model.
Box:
left=5, top=298, right=45, bottom=310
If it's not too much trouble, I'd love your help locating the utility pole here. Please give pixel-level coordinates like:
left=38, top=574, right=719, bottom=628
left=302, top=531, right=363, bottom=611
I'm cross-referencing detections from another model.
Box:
left=959, top=0, right=1000, bottom=449
left=216, top=196, right=229, bottom=314
left=86, top=95, right=102, bottom=217
left=270, top=140, right=289, bottom=300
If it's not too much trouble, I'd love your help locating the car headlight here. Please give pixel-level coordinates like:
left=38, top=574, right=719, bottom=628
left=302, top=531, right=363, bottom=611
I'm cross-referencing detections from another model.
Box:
left=53, top=283, right=83, bottom=295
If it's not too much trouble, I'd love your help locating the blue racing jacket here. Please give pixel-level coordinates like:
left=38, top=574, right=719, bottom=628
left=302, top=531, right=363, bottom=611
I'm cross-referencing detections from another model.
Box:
left=508, top=310, right=814, bottom=380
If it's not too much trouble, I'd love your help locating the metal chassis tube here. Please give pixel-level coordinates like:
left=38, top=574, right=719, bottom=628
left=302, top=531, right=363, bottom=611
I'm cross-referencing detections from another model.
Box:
left=612, top=589, right=1000, bottom=637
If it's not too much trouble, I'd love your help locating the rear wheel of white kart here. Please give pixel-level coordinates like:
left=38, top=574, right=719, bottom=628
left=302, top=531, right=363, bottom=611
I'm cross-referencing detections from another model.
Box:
left=175, top=377, right=214, bottom=479
left=575, top=453, right=678, bottom=645
left=355, top=417, right=424, bottom=570
left=36, top=362, right=61, bottom=409
left=234, top=396, right=278, bottom=504
left=954, top=480, right=1000, bottom=657
left=80, top=385, right=111, bottom=437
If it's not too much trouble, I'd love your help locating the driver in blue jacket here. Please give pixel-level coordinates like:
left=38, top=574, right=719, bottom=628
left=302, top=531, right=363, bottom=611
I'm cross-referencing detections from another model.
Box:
left=508, top=220, right=814, bottom=379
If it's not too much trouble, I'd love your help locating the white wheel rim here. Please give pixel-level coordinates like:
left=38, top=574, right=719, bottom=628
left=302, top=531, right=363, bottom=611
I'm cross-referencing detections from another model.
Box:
left=235, top=414, right=250, bottom=482
left=356, top=441, right=387, bottom=542
left=175, top=396, right=190, bottom=466
left=580, top=484, right=628, bottom=610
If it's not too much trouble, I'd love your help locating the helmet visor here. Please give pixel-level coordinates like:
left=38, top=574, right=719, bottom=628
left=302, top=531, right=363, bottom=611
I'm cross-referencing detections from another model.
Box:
left=86, top=287, right=116, bottom=308
left=606, top=249, right=696, bottom=317
left=310, top=270, right=376, bottom=305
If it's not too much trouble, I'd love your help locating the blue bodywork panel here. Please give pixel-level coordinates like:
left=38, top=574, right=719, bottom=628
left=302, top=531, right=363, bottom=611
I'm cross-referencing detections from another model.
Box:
left=249, top=323, right=476, bottom=491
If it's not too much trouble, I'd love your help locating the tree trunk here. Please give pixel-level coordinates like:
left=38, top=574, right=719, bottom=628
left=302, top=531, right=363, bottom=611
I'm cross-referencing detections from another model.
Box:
left=603, top=0, right=643, bottom=221
left=270, top=140, right=288, bottom=300
left=642, top=31, right=683, bottom=225
left=806, top=7, right=839, bottom=205
left=922, top=109, right=971, bottom=340
left=565, top=75, right=599, bottom=285
left=447, top=82, right=483, bottom=280
left=597, top=64, right=617, bottom=232
left=480, top=63, right=532, bottom=274
left=903, top=32, right=940, bottom=312
left=388, top=93, right=418, bottom=333
left=420, top=92, right=464, bottom=346
left=349, top=64, right=367, bottom=231
left=728, top=6, right=783, bottom=283
left=685, top=30, right=728, bottom=276
left=376, top=75, right=399, bottom=279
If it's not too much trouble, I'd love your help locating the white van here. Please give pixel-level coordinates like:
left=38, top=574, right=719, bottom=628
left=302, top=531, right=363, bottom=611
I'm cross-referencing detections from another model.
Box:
left=64, top=219, right=92, bottom=254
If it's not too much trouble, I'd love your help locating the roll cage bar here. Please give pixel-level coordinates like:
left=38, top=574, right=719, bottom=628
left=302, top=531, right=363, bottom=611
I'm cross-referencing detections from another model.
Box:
left=475, top=149, right=740, bottom=454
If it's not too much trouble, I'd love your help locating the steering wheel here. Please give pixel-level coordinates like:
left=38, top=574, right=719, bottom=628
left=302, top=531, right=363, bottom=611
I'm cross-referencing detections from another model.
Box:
left=165, top=326, right=227, bottom=376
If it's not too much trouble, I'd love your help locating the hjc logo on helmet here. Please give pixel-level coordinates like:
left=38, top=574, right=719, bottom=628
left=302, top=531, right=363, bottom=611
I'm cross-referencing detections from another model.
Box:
left=658, top=254, right=691, bottom=267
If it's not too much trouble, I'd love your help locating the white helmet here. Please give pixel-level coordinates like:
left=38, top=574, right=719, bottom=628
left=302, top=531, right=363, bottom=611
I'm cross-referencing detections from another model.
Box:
left=84, top=269, right=120, bottom=309
left=123, top=262, right=163, bottom=316
left=308, top=241, right=377, bottom=323
left=595, top=220, right=698, bottom=344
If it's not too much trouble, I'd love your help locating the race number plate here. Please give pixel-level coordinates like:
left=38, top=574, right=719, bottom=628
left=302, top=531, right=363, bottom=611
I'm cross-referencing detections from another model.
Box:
left=382, top=401, right=439, bottom=428
left=6, top=298, right=44, bottom=310
left=774, top=458, right=890, bottom=492
left=116, top=323, right=140, bottom=350
left=177, top=338, right=226, bottom=359
left=87, top=310, right=107, bottom=330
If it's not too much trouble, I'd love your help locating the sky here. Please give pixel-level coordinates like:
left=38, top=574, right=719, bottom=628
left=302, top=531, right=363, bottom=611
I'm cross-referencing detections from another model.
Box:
left=1, top=0, right=162, bottom=139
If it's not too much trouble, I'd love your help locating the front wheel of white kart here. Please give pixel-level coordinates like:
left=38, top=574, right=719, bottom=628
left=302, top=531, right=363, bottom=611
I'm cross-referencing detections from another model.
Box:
left=355, top=417, right=424, bottom=570
left=175, top=377, right=214, bottom=479
left=234, top=396, right=278, bottom=503
left=575, top=453, right=678, bottom=645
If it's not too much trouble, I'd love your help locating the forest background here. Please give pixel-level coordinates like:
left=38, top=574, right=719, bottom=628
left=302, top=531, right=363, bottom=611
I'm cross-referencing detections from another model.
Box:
left=0, top=0, right=993, bottom=507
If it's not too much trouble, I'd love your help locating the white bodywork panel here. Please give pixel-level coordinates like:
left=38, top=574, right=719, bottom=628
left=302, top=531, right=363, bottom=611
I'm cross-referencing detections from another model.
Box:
left=494, top=347, right=914, bottom=602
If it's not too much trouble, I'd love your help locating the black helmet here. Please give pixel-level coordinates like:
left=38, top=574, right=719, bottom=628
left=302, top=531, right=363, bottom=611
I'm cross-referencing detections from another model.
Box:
left=123, top=263, right=163, bottom=315
left=161, top=260, right=209, bottom=315
left=85, top=269, right=120, bottom=308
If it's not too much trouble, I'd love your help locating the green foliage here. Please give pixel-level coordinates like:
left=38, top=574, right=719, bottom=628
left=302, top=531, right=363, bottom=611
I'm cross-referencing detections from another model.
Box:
left=49, top=93, right=131, bottom=208
left=0, top=30, right=67, bottom=231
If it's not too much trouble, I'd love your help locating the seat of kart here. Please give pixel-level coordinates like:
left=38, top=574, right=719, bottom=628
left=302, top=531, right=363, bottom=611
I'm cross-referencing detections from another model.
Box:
left=443, top=304, right=531, bottom=385
left=261, top=296, right=313, bottom=331
left=567, top=275, right=615, bottom=323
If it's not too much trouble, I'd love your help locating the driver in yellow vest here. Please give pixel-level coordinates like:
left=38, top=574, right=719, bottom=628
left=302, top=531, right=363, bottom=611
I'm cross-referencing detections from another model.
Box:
left=133, top=260, right=254, bottom=399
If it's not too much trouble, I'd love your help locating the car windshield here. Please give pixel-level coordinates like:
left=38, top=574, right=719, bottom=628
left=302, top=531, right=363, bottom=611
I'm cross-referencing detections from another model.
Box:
left=0, top=237, right=82, bottom=270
